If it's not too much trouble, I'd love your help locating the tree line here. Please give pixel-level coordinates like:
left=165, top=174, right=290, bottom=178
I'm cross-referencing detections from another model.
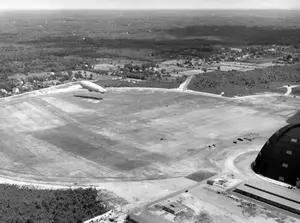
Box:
left=0, top=184, right=110, bottom=223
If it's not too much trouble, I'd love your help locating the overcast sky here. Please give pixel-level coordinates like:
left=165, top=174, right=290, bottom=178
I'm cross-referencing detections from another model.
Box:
left=0, top=0, right=300, bottom=10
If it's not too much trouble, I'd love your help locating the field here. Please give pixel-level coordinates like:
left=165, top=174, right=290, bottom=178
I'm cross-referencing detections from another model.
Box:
left=0, top=85, right=298, bottom=187
left=187, top=64, right=300, bottom=97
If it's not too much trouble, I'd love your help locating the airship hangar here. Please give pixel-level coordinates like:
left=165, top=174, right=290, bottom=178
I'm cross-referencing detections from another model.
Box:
left=252, top=123, right=300, bottom=187
left=1, top=83, right=300, bottom=222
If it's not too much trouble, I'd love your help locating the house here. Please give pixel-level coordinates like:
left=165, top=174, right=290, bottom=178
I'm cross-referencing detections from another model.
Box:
left=231, top=48, right=243, bottom=53
left=22, top=83, right=33, bottom=91
left=12, top=87, right=20, bottom=95
left=0, top=89, right=7, bottom=95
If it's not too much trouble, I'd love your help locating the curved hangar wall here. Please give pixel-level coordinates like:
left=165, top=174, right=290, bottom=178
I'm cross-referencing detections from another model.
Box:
left=252, top=124, right=300, bottom=186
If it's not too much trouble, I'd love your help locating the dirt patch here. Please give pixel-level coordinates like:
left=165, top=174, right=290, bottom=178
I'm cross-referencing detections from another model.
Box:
left=194, top=212, right=213, bottom=223
left=237, top=199, right=292, bottom=223
left=97, top=189, right=129, bottom=207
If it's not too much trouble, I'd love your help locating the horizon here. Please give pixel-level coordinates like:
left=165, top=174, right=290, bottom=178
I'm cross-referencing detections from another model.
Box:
left=1, top=8, right=300, bottom=11
left=1, top=0, right=300, bottom=10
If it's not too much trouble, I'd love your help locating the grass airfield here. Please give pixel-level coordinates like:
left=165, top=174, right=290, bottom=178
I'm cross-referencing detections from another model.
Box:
left=0, top=85, right=297, bottom=186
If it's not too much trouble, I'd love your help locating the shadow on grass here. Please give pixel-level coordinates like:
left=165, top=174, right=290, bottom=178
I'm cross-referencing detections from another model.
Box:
left=74, top=94, right=103, bottom=100
left=287, top=110, right=300, bottom=125
left=186, top=170, right=218, bottom=182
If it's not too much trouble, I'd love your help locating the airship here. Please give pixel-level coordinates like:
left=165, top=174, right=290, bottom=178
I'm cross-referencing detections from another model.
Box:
left=79, top=80, right=107, bottom=94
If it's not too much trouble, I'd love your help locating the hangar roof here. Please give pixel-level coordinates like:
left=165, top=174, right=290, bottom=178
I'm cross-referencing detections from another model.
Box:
left=252, top=124, right=300, bottom=186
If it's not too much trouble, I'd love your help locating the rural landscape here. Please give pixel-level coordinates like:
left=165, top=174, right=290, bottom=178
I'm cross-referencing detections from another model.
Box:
left=0, top=7, right=300, bottom=223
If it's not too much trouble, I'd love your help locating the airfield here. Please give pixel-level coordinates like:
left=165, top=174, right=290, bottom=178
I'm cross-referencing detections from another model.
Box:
left=0, top=84, right=300, bottom=208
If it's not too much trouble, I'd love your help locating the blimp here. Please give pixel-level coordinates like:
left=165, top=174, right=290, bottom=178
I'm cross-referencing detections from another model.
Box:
left=79, top=80, right=107, bottom=94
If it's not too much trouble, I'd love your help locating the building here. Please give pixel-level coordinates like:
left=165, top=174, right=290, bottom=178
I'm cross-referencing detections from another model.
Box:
left=162, top=202, right=186, bottom=215
left=12, top=87, right=19, bottom=95
left=0, top=89, right=7, bottom=95
left=252, top=124, right=300, bottom=186
left=230, top=48, right=243, bottom=53
left=234, top=180, right=300, bottom=215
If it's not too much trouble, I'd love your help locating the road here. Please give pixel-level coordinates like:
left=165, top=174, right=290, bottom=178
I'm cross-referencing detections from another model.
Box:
left=177, top=74, right=194, bottom=91
left=283, top=85, right=299, bottom=96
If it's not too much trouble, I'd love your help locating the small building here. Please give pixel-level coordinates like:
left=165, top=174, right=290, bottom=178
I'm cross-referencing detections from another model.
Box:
left=231, top=48, right=243, bottom=53
left=163, top=202, right=186, bottom=215
left=22, top=83, right=33, bottom=91
left=207, top=179, right=215, bottom=186
left=12, top=87, right=19, bottom=95
left=0, top=89, right=7, bottom=95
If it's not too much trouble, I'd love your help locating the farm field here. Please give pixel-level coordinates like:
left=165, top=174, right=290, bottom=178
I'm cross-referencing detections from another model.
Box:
left=0, top=85, right=298, bottom=187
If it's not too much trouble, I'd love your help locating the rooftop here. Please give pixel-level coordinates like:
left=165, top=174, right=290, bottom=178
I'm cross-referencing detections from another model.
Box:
left=234, top=180, right=300, bottom=215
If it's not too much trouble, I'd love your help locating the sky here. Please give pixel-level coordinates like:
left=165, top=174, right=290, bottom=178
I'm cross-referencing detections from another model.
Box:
left=0, top=0, right=300, bottom=10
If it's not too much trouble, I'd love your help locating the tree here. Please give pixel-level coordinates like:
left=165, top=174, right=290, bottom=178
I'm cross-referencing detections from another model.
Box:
left=89, top=73, right=93, bottom=80
left=27, top=76, right=34, bottom=83
left=202, top=68, right=207, bottom=73
left=60, top=74, right=70, bottom=82
left=14, top=217, right=23, bottom=223
left=133, top=65, right=141, bottom=71
left=54, top=72, right=63, bottom=80
left=51, top=68, right=58, bottom=73
left=286, top=55, right=293, bottom=61
left=74, top=72, right=82, bottom=79
left=217, top=66, right=221, bottom=71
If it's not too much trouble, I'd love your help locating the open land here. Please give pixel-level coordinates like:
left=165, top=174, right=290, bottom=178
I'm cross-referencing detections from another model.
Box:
left=128, top=92, right=300, bottom=223
left=0, top=9, right=300, bottom=223
left=1, top=85, right=300, bottom=222
left=0, top=84, right=300, bottom=200
left=0, top=86, right=289, bottom=183
left=1, top=10, right=300, bottom=74
left=0, top=10, right=300, bottom=98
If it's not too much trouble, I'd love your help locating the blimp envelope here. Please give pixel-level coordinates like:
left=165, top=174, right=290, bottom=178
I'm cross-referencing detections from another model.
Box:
left=79, top=80, right=107, bottom=93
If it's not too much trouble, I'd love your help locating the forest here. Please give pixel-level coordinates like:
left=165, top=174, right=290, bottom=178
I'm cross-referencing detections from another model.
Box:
left=165, top=25, right=300, bottom=46
left=1, top=10, right=300, bottom=78
left=0, top=44, right=95, bottom=75
left=0, top=184, right=110, bottom=223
